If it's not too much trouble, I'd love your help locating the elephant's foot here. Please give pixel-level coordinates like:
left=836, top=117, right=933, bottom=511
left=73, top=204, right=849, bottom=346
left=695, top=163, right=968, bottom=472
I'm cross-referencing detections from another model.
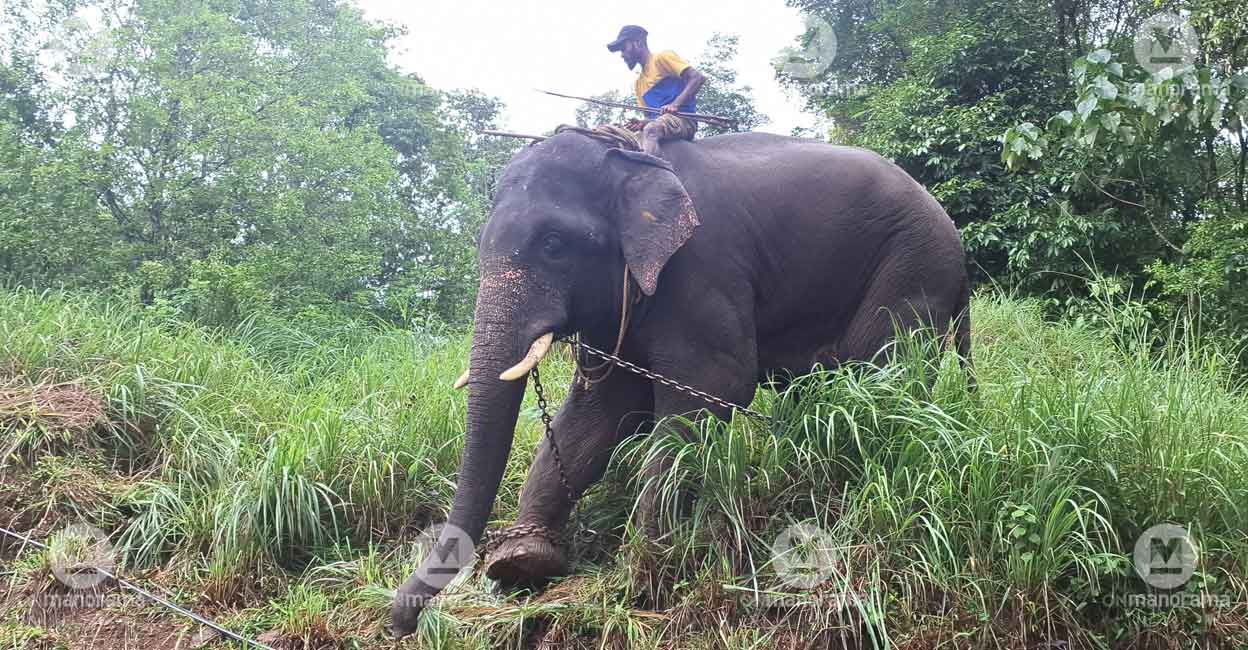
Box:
left=484, top=531, right=569, bottom=587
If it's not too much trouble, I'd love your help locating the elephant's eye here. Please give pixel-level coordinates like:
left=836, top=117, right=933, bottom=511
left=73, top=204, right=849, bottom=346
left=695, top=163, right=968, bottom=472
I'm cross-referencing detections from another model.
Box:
left=542, top=233, right=565, bottom=258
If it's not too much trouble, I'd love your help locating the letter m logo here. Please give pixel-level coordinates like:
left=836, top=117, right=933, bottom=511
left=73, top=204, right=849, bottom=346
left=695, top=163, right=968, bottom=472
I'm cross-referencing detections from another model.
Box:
left=429, top=538, right=465, bottom=575
left=1148, top=536, right=1183, bottom=575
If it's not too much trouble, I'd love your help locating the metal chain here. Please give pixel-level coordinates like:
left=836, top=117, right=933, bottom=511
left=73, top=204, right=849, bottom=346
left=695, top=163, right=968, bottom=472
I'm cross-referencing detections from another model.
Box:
left=482, top=365, right=580, bottom=556
left=480, top=522, right=570, bottom=557
left=0, top=526, right=276, bottom=650
left=530, top=364, right=577, bottom=505
left=484, top=337, right=769, bottom=556
left=567, top=336, right=772, bottom=422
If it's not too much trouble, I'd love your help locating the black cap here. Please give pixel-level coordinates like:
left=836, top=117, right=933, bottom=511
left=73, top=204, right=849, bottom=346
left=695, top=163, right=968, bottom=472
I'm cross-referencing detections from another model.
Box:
left=607, top=25, right=647, bottom=52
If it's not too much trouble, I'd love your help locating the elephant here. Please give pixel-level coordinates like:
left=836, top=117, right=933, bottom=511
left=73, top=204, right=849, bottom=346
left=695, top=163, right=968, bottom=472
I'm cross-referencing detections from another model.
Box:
left=387, top=128, right=971, bottom=637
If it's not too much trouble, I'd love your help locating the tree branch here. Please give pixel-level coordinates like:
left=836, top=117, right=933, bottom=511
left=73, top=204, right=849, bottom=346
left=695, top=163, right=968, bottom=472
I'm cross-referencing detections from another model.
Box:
left=1083, top=171, right=1182, bottom=253
left=1237, top=125, right=1246, bottom=212
left=1082, top=171, right=1144, bottom=208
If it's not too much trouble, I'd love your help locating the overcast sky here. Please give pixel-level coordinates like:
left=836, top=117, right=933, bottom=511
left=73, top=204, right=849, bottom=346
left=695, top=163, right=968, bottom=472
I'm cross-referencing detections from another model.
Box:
left=354, top=0, right=822, bottom=136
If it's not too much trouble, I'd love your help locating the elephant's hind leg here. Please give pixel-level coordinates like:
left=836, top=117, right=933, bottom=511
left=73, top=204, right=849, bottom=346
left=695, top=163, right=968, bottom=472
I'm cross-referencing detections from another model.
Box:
left=485, top=364, right=653, bottom=587
left=635, top=332, right=759, bottom=542
left=827, top=255, right=963, bottom=375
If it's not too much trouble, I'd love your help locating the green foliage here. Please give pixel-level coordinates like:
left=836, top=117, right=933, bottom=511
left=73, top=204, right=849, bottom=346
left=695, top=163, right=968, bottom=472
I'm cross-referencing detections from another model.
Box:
left=786, top=0, right=1248, bottom=350
left=1000, top=3, right=1248, bottom=349
left=574, top=89, right=634, bottom=129
left=0, top=619, right=52, bottom=650
left=614, top=290, right=1246, bottom=647
left=0, top=287, right=572, bottom=590
left=689, top=33, right=769, bottom=135
left=784, top=0, right=1089, bottom=290
left=0, top=0, right=517, bottom=328
left=1147, top=208, right=1248, bottom=348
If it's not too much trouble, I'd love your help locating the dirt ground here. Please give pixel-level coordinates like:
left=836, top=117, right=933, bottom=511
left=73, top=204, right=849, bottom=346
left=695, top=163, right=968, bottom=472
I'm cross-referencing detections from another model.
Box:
left=0, top=578, right=217, bottom=650
left=0, top=462, right=222, bottom=650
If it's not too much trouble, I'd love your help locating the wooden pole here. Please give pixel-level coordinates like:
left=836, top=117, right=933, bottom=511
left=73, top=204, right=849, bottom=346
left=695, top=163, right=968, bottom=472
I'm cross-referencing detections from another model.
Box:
left=479, top=129, right=547, bottom=141
left=536, top=89, right=735, bottom=130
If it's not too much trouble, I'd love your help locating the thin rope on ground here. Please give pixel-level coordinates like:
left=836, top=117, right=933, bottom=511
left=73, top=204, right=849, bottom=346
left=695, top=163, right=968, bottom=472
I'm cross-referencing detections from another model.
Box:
left=0, top=525, right=276, bottom=650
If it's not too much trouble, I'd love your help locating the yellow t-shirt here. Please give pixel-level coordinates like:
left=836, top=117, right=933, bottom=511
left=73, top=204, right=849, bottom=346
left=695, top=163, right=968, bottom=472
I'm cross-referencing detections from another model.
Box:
left=634, top=50, right=695, bottom=113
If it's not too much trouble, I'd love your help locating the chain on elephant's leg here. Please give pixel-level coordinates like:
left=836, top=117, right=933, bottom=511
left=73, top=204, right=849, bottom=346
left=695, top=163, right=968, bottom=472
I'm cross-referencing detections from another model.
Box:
left=485, top=372, right=651, bottom=588
left=482, top=439, right=577, bottom=589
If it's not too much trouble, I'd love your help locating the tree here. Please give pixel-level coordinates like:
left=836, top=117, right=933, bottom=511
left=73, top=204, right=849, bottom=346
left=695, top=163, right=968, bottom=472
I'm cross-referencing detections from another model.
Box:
left=780, top=0, right=1244, bottom=303
left=1003, top=1, right=1248, bottom=342
left=374, top=85, right=520, bottom=324
left=692, top=33, right=768, bottom=135
left=1, top=0, right=119, bottom=290
left=574, top=89, right=633, bottom=129
left=782, top=0, right=1103, bottom=289
left=0, top=0, right=517, bottom=327
left=783, top=0, right=1248, bottom=345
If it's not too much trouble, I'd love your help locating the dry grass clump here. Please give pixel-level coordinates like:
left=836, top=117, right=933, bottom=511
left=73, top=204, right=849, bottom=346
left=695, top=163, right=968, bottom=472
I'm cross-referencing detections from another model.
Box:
left=1, top=372, right=106, bottom=460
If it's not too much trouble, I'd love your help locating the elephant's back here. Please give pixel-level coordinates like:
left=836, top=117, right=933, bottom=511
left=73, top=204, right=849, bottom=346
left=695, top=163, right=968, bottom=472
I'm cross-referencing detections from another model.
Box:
left=662, top=132, right=965, bottom=330
left=669, top=133, right=943, bottom=217
left=666, top=132, right=960, bottom=256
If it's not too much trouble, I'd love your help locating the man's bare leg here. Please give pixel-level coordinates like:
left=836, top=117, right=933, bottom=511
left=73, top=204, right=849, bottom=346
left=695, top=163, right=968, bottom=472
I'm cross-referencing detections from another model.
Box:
left=639, top=114, right=695, bottom=158
left=641, top=121, right=663, bottom=156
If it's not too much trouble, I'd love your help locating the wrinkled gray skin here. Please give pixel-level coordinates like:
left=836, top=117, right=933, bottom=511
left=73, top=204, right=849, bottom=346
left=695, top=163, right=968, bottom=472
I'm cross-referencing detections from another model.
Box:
left=387, top=131, right=971, bottom=637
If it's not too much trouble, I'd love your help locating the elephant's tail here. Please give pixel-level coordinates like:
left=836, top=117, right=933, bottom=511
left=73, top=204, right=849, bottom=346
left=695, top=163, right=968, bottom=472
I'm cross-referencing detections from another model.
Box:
left=954, top=286, right=975, bottom=393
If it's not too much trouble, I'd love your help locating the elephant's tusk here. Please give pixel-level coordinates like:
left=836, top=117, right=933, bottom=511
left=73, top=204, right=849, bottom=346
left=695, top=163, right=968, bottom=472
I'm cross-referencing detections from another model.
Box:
left=453, top=368, right=470, bottom=390
left=499, top=333, right=554, bottom=381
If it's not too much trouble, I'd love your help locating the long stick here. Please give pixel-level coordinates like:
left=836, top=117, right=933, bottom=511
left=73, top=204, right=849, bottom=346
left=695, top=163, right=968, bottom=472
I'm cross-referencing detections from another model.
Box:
left=537, top=89, right=735, bottom=130
left=480, top=129, right=546, bottom=141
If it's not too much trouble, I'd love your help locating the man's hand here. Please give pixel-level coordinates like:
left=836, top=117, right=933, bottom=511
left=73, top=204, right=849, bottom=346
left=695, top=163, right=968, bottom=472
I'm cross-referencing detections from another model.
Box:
left=659, top=104, right=680, bottom=115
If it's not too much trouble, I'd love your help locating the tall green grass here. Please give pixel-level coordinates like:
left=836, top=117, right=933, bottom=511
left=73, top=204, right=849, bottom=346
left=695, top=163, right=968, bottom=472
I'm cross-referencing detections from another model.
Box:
left=2, top=286, right=1245, bottom=648
left=1, top=289, right=567, bottom=594
left=606, top=293, right=1247, bottom=647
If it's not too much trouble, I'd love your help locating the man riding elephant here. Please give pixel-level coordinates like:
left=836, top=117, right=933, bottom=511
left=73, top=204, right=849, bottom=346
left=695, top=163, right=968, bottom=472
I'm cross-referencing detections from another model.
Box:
left=387, top=123, right=972, bottom=637
left=607, top=24, right=706, bottom=157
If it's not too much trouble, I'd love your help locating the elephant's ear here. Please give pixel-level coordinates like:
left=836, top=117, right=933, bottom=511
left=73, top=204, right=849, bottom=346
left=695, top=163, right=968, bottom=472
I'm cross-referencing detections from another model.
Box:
left=606, top=148, right=701, bottom=296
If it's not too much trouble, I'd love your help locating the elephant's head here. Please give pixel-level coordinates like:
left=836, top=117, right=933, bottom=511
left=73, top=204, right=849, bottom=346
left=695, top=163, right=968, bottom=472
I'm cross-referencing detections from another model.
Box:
left=388, top=132, right=699, bottom=637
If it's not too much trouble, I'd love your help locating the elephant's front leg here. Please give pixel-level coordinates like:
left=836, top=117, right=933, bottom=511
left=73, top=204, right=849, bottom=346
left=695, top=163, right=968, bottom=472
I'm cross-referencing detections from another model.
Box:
left=485, top=365, right=653, bottom=586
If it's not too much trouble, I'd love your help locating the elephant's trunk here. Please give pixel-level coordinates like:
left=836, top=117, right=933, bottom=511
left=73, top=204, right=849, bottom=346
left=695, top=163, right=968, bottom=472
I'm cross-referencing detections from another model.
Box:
left=390, top=279, right=532, bottom=636
left=448, top=319, right=527, bottom=540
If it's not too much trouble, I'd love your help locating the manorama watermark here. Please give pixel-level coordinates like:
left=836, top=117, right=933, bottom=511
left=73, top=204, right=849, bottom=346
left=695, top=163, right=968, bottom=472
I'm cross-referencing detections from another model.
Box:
left=35, top=590, right=141, bottom=611
left=390, top=521, right=477, bottom=609
left=745, top=522, right=870, bottom=609
left=750, top=522, right=1232, bottom=611
left=35, top=522, right=137, bottom=613
left=1132, top=13, right=1199, bottom=78
left=773, top=14, right=837, bottom=82
left=1121, top=523, right=1229, bottom=609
